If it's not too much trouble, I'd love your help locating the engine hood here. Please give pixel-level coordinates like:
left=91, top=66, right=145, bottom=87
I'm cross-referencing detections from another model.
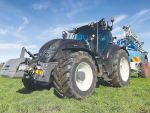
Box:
left=38, top=39, right=85, bottom=62
left=38, top=39, right=61, bottom=58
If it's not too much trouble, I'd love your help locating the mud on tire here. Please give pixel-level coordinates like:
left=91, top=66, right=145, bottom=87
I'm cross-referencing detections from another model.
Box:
left=53, top=51, right=97, bottom=100
left=109, top=49, right=131, bottom=87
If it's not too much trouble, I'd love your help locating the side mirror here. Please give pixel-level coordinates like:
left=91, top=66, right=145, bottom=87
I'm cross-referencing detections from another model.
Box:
left=113, top=37, right=117, bottom=39
left=62, top=31, right=70, bottom=39
left=102, top=21, right=108, bottom=30
left=141, top=42, right=144, bottom=45
left=110, top=37, right=117, bottom=43
left=62, top=31, right=66, bottom=38
left=90, top=22, right=95, bottom=29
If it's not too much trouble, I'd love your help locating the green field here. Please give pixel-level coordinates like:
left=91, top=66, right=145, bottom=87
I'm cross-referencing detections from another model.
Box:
left=0, top=67, right=150, bottom=113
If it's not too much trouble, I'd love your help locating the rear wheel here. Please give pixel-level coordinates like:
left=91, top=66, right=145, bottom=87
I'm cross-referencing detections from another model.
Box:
left=138, top=58, right=149, bottom=78
left=109, top=49, right=131, bottom=87
left=53, top=52, right=97, bottom=100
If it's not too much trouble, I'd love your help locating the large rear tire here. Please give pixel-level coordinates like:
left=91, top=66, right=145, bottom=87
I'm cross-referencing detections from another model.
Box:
left=138, top=58, right=149, bottom=78
left=109, top=49, right=131, bottom=87
left=53, top=52, right=97, bottom=100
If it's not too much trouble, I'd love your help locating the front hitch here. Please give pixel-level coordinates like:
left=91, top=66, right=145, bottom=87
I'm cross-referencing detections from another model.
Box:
left=20, top=47, right=37, bottom=59
left=0, top=47, right=37, bottom=78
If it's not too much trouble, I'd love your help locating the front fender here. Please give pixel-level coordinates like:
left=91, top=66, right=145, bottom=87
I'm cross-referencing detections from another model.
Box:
left=62, top=46, right=100, bottom=72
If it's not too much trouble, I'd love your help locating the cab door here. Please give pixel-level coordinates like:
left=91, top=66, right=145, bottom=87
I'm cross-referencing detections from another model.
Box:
left=98, top=26, right=112, bottom=54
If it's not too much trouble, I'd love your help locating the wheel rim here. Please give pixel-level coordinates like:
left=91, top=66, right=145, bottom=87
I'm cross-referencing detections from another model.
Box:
left=120, top=57, right=129, bottom=81
left=145, top=63, right=148, bottom=75
left=75, top=62, right=93, bottom=91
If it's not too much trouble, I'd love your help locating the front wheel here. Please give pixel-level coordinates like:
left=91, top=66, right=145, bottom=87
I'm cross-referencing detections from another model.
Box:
left=22, top=78, right=50, bottom=91
left=53, top=52, right=97, bottom=100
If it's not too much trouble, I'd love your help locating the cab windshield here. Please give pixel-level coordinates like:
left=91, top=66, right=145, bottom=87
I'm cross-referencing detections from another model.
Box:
left=74, top=26, right=95, bottom=41
left=74, top=26, right=95, bottom=52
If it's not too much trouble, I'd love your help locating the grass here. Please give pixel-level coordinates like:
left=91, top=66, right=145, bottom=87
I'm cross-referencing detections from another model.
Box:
left=0, top=67, right=150, bottom=113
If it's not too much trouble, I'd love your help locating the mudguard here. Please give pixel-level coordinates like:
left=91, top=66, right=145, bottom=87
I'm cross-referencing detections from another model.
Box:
left=62, top=46, right=94, bottom=55
left=102, top=44, right=129, bottom=75
left=141, top=53, right=148, bottom=63
left=1, top=58, right=28, bottom=78
left=62, top=46, right=100, bottom=71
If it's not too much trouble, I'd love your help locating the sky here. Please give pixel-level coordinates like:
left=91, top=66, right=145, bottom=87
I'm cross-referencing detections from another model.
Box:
left=0, top=0, right=150, bottom=62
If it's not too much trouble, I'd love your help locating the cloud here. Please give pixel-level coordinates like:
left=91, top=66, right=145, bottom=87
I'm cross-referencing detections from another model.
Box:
left=67, top=10, right=82, bottom=18
left=0, top=20, right=29, bottom=42
left=32, top=0, right=101, bottom=17
left=0, top=29, right=9, bottom=35
left=0, top=54, right=31, bottom=62
left=139, top=32, right=150, bottom=37
left=112, top=26, right=122, bottom=34
left=33, top=2, right=50, bottom=10
left=0, top=43, right=37, bottom=51
left=41, top=21, right=92, bottom=39
left=18, top=17, right=29, bottom=32
left=10, top=32, right=28, bottom=42
left=0, top=55, right=21, bottom=62
left=138, top=17, right=150, bottom=23
left=44, top=25, right=64, bottom=36
left=113, top=33, right=124, bottom=39
left=0, top=39, right=6, bottom=42
left=131, top=9, right=150, bottom=20
left=114, top=15, right=128, bottom=25
left=137, top=9, right=150, bottom=17
left=112, top=26, right=124, bottom=40
left=132, top=31, right=150, bottom=39
left=65, top=0, right=86, bottom=18
left=145, top=32, right=150, bottom=36
left=65, top=0, right=101, bottom=18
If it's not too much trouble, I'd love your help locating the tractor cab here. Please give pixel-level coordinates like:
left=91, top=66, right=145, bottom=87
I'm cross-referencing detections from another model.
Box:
left=62, top=18, right=115, bottom=55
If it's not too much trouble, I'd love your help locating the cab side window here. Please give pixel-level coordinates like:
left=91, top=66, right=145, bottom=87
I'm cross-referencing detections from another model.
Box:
left=98, top=27, right=111, bottom=54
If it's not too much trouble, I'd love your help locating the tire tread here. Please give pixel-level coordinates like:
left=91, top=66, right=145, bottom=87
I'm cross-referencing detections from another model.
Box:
left=53, top=51, right=97, bottom=99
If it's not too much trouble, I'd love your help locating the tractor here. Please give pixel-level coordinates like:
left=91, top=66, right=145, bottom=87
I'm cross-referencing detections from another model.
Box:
left=1, top=18, right=132, bottom=100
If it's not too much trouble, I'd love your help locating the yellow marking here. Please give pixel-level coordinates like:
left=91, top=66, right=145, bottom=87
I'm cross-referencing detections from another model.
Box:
left=36, top=69, right=42, bottom=75
left=132, top=57, right=139, bottom=62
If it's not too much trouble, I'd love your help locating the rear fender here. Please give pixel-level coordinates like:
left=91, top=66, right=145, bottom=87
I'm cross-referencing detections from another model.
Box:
left=102, top=45, right=128, bottom=74
left=103, top=45, right=129, bottom=60
left=141, top=54, right=148, bottom=63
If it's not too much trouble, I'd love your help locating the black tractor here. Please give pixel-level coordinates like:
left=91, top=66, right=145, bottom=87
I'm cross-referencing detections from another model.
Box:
left=1, top=18, right=131, bottom=100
